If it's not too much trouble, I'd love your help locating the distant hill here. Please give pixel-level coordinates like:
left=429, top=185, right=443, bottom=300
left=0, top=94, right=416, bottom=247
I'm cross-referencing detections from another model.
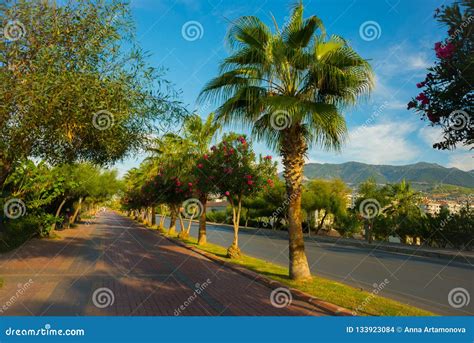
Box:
left=301, top=162, right=474, bottom=189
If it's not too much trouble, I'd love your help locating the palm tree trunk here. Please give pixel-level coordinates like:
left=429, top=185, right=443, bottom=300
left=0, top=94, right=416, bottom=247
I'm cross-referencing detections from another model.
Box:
left=198, top=195, right=207, bottom=245
left=282, top=130, right=311, bottom=280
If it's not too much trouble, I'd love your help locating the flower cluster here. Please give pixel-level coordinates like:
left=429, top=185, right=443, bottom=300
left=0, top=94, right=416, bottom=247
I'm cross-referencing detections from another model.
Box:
left=415, top=92, right=429, bottom=105
left=434, top=41, right=455, bottom=59
left=192, top=134, right=276, bottom=201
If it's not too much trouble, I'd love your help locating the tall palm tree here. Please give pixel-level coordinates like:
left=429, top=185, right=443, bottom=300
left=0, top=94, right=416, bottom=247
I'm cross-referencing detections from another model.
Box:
left=199, top=2, right=374, bottom=280
left=182, top=114, right=221, bottom=244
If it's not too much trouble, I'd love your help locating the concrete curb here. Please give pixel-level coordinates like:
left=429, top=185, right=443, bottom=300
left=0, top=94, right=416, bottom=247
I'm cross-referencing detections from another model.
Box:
left=160, top=233, right=355, bottom=317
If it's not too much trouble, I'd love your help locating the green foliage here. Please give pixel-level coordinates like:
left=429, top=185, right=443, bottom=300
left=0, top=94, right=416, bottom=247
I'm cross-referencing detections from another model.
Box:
left=206, top=210, right=229, bottom=224
left=407, top=0, right=473, bottom=149
left=0, top=0, right=183, bottom=186
left=354, top=179, right=473, bottom=249
left=201, top=133, right=276, bottom=202
left=302, top=178, right=349, bottom=231
left=0, top=160, right=121, bottom=250
left=199, top=3, right=374, bottom=153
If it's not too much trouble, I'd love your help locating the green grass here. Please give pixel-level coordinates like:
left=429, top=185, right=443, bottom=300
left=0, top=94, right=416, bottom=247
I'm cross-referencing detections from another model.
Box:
left=176, top=234, right=433, bottom=316
left=132, top=214, right=433, bottom=316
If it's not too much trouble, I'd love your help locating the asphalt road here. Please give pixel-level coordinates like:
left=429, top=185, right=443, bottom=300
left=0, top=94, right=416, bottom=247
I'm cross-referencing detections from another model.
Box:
left=160, top=216, right=473, bottom=315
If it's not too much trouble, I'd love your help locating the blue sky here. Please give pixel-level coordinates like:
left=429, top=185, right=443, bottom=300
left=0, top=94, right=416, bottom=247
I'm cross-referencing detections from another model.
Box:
left=115, top=0, right=473, bottom=175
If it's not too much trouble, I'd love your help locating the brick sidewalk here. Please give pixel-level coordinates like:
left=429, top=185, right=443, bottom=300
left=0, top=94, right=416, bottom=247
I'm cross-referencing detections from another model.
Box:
left=0, top=211, right=326, bottom=316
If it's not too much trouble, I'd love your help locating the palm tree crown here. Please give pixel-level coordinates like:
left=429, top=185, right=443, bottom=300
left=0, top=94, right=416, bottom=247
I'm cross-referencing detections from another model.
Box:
left=199, top=2, right=374, bottom=152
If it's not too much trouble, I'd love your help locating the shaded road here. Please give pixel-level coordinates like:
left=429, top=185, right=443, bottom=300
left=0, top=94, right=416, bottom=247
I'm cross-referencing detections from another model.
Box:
left=165, top=217, right=474, bottom=315
left=0, top=211, right=325, bottom=316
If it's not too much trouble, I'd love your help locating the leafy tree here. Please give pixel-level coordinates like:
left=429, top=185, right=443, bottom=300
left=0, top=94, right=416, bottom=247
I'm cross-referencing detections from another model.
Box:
left=1, top=160, right=120, bottom=249
left=302, top=179, right=349, bottom=233
left=259, top=179, right=288, bottom=229
left=199, top=3, right=374, bottom=279
left=0, top=0, right=182, bottom=186
left=201, top=134, right=276, bottom=258
left=407, top=0, right=473, bottom=149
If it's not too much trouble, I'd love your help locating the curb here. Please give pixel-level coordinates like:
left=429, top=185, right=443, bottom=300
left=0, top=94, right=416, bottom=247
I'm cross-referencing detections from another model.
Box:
left=160, top=233, right=354, bottom=317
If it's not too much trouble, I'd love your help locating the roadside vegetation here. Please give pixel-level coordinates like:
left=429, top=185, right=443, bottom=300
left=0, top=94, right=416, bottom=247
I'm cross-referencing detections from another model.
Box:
left=0, top=0, right=183, bottom=251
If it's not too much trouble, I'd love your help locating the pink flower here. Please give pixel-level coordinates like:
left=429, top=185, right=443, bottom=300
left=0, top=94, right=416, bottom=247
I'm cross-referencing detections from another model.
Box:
left=203, top=154, right=209, bottom=160
left=244, top=174, right=252, bottom=179
left=264, top=155, right=272, bottom=160
left=416, top=93, right=429, bottom=105
left=247, top=180, right=253, bottom=185
left=197, top=163, right=203, bottom=169
left=225, top=191, right=230, bottom=196
left=237, top=136, right=247, bottom=145
left=188, top=182, right=193, bottom=187
left=434, top=41, right=455, bottom=59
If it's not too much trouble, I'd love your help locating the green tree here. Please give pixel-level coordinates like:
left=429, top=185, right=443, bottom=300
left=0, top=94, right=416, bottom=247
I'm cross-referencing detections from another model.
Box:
left=199, top=3, right=373, bottom=279
left=407, top=0, right=473, bottom=149
left=202, top=134, right=276, bottom=258
left=303, top=179, right=349, bottom=233
left=0, top=0, right=182, bottom=186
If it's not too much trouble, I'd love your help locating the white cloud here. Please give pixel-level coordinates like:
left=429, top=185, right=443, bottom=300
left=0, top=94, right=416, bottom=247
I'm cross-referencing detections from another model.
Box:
left=384, top=100, right=407, bottom=110
left=308, top=121, right=420, bottom=165
left=419, top=126, right=443, bottom=147
left=448, top=154, right=474, bottom=171
left=406, top=53, right=430, bottom=70
left=418, top=126, right=473, bottom=171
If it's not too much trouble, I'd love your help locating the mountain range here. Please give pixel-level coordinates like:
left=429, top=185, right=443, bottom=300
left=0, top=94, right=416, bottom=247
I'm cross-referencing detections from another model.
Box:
left=301, top=162, right=474, bottom=189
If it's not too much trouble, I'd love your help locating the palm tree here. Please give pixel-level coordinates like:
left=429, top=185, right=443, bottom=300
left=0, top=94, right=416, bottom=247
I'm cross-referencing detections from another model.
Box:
left=146, top=114, right=220, bottom=239
left=199, top=2, right=374, bottom=280
left=182, top=114, right=221, bottom=244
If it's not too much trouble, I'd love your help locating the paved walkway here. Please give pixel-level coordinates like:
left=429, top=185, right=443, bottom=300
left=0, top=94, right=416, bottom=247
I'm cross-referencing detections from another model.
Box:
left=0, top=211, right=325, bottom=316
